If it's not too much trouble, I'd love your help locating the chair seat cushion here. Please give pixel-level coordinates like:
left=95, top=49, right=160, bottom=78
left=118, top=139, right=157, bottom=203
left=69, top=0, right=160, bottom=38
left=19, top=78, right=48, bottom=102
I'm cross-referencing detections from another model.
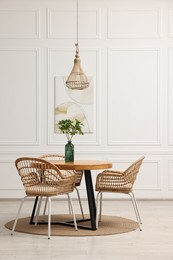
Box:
left=25, top=183, right=73, bottom=196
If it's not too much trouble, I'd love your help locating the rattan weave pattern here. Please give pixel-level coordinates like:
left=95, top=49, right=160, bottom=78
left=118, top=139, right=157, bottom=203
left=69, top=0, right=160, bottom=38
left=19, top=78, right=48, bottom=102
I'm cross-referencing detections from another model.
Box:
left=96, top=156, right=145, bottom=193
left=39, top=154, right=83, bottom=187
left=15, top=157, right=76, bottom=196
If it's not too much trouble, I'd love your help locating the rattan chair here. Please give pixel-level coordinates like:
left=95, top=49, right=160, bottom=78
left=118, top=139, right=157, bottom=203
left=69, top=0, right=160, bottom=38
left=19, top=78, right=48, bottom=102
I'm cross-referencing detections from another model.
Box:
left=11, top=157, right=78, bottom=239
left=95, top=156, right=145, bottom=230
left=39, top=154, right=84, bottom=218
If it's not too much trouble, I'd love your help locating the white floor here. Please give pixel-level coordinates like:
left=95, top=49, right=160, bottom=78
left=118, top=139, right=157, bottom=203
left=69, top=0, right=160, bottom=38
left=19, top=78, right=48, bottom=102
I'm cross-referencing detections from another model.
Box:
left=0, top=199, right=173, bottom=260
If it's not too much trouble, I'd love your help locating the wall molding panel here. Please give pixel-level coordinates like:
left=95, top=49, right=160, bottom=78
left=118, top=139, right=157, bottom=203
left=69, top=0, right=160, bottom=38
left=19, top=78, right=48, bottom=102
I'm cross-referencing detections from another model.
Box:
left=168, top=159, right=173, bottom=190
left=168, top=7, right=173, bottom=38
left=0, top=48, right=40, bottom=146
left=47, top=8, right=101, bottom=39
left=0, top=0, right=173, bottom=199
left=107, top=48, right=160, bottom=146
left=108, top=8, right=161, bottom=39
left=0, top=9, right=40, bottom=39
left=168, top=48, right=173, bottom=145
left=0, top=160, right=22, bottom=191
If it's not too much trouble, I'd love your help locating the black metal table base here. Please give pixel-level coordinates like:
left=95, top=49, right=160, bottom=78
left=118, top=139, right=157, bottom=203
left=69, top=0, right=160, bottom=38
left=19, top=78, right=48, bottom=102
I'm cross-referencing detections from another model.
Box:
left=30, top=196, right=39, bottom=224
left=84, top=170, right=97, bottom=230
left=30, top=218, right=94, bottom=230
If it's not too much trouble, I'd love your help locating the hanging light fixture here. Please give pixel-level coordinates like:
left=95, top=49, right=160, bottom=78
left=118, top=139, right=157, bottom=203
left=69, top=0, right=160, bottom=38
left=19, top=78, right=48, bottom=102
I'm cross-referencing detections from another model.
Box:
left=66, top=0, right=89, bottom=90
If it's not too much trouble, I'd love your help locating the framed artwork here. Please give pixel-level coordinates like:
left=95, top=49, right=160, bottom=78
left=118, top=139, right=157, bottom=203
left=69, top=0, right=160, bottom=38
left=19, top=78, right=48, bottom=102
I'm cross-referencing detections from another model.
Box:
left=54, top=76, right=94, bottom=133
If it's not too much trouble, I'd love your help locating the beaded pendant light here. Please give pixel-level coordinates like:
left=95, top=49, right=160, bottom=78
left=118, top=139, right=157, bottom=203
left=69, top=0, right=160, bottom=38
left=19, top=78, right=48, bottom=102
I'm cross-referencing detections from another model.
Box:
left=66, top=0, right=89, bottom=90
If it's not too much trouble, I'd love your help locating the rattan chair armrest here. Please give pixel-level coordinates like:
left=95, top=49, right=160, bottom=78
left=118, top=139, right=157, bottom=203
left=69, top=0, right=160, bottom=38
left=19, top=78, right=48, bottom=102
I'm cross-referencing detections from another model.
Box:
left=96, top=171, right=130, bottom=191
left=97, top=173, right=124, bottom=182
left=96, top=170, right=128, bottom=186
left=100, top=170, right=124, bottom=176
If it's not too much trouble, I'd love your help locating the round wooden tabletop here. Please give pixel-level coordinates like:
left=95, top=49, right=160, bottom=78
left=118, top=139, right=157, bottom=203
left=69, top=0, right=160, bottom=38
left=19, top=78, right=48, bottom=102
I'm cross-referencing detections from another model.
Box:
left=50, top=160, right=112, bottom=171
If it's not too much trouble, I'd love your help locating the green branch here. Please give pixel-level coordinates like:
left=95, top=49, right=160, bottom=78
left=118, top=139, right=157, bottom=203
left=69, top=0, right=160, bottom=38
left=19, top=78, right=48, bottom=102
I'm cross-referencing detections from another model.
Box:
left=57, top=119, right=84, bottom=141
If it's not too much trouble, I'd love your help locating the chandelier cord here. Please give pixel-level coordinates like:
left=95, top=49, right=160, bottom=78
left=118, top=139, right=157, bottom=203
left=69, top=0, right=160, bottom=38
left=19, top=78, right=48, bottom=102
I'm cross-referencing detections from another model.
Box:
left=75, top=0, right=79, bottom=54
left=66, top=0, right=89, bottom=90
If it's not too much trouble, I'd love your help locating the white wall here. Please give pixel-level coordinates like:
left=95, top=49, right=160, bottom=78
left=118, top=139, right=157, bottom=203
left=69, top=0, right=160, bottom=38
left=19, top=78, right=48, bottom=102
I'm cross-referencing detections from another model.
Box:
left=0, top=0, right=173, bottom=199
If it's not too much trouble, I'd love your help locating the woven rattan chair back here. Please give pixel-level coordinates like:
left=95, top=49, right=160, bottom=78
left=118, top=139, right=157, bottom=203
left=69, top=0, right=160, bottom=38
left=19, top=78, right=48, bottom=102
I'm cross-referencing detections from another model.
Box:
left=39, top=154, right=64, bottom=160
left=123, top=156, right=145, bottom=187
left=15, top=157, right=75, bottom=196
left=39, top=154, right=83, bottom=186
left=12, top=157, right=77, bottom=239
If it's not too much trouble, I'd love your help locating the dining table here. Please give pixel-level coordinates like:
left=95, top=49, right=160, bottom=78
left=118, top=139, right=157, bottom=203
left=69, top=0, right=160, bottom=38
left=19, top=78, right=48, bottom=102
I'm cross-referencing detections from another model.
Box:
left=30, top=160, right=112, bottom=231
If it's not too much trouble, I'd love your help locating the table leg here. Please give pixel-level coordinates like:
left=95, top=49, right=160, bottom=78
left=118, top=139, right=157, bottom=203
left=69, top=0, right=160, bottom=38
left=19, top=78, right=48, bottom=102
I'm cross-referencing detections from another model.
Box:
left=84, top=170, right=97, bottom=230
left=29, top=196, right=38, bottom=224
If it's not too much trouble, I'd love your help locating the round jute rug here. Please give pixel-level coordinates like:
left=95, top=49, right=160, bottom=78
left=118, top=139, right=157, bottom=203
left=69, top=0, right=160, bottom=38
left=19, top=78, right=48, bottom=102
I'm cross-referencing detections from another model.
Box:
left=5, top=214, right=139, bottom=237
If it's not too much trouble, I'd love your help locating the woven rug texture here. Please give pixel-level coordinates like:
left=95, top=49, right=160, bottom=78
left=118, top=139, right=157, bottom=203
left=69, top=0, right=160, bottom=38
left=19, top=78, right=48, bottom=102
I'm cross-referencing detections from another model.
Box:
left=5, top=214, right=139, bottom=237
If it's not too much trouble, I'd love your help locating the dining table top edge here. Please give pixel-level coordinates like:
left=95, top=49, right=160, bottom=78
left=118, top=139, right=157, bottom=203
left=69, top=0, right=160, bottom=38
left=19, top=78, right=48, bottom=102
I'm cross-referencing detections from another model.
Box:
left=49, top=160, right=112, bottom=171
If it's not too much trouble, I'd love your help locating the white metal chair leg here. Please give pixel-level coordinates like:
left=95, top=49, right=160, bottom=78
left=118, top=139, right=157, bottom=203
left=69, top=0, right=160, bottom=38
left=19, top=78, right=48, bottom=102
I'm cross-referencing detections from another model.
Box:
left=67, top=194, right=78, bottom=231
left=36, top=197, right=48, bottom=221
left=131, top=192, right=142, bottom=224
left=129, top=192, right=142, bottom=224
left=43, top=197, right=48, bottom=216
left=41, top=195, right=73, bottom=216
left=67, top=194, right=72, bottom=215
left=75, top=187, right=84, bottom=219
left=96, top=192, right=101, bottom=228
left=129, top=192, right=142, bottom=231
left=47, top=197, right=51, bottom=239
left=11, top=196, right=28, bottom=235
left=40, top=189, right=84, bottom=221
left=99, top=192, right=103, bottom=222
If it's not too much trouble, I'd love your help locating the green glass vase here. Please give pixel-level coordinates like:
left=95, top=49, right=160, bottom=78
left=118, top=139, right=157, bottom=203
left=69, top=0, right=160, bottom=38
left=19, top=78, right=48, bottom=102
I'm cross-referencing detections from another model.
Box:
left=65, top=140, right=74, bottom=162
